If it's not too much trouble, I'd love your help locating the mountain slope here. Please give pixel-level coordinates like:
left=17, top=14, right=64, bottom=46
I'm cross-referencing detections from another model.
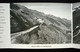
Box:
left=10, top=3, right=71, bottom=44
left=73, top=6, right=80, bottom=44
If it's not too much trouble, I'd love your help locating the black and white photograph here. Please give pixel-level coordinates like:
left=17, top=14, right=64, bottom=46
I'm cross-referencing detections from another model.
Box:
left=73, top=2, right=80, bottom=44
left=10, top=3, right=71, bottom=44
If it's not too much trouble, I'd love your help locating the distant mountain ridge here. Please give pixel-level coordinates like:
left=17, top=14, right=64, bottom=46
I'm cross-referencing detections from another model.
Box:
left=10, top=3, right=71, bottom=44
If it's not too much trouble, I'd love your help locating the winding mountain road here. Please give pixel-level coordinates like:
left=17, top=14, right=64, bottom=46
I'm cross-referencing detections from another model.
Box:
left=11, top=25, right=39, bottom=40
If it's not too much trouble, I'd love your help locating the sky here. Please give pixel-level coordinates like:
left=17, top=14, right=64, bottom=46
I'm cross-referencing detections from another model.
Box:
left=16, top=3, right=71, bottom=20
left=73, top=2, right=80, bottom=9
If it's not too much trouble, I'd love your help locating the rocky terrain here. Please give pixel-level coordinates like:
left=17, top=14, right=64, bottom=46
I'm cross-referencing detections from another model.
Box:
left=10, top=3, right=71, bottom=44
left=73, top=6, right=80, bottom=44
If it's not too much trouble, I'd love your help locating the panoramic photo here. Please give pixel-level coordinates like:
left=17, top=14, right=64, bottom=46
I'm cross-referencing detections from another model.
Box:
left=73, top=3, right=80, bottom=44
left=10, top=3, right=71, bottom=44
